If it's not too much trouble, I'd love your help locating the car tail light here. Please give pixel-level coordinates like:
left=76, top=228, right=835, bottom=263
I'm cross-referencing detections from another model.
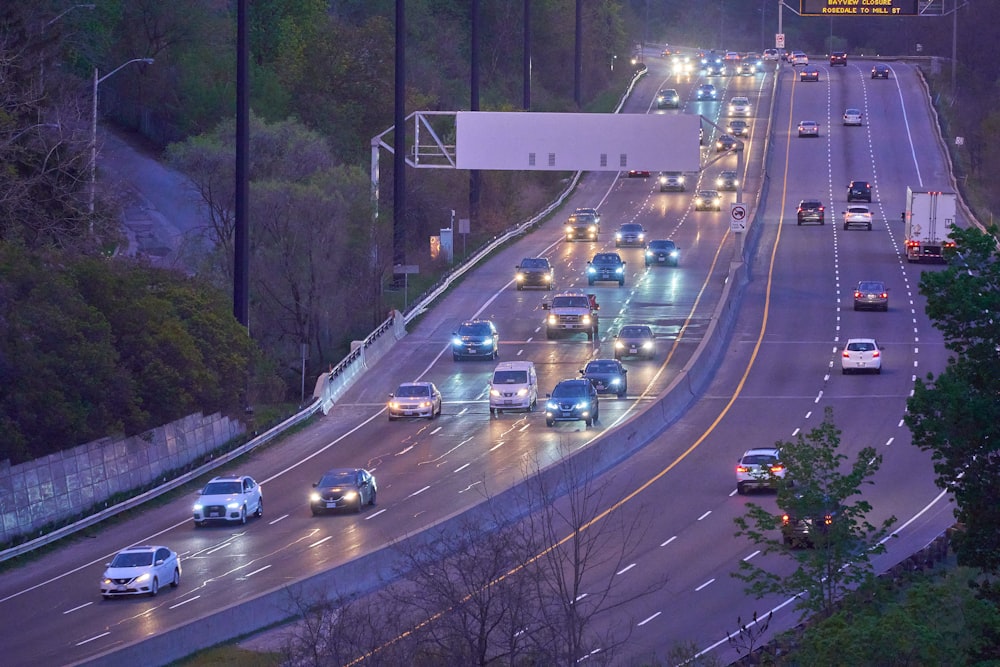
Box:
left=736, top=465, right=750, bottom=473
left=770, top=464, right=784, bottom=474
left=872, top=350, right=880, bottom=358
left=843, top=350, right=851, bottom=358
left=818, top=205, right=824, bottom=211
left=797, top=207, right=803, bottom=214
left=781, top=513, right=791, bottom=525
left=880, top=292, right=888, bottom=299
left=824, top=514, right=833, bottom=525
left=854, top=291, right=862, bottom=299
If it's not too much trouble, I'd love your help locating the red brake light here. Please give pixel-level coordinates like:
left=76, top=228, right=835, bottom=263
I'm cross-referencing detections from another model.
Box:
left=880, top=292, right=888, bottom=299
left=854, top=291, right=862, bottom=298
left=872, top=350, right=880, bottom=358
left=824, top=514, right=833, bottom=525
left=736, top=465, right=750, bottom=473
left=770, top=464, right=784, bottom=474
left=842, top=350, right=851, bottom=358
left=781, top=513, right=791, bottom=525
left=818, top=205, right=824, bottom=211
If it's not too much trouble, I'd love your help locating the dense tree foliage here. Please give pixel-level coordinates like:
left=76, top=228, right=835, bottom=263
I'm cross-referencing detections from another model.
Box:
left=906, top=225, right=1000, bottom=572
left=0, top=246, right=256, bottom=463
left=734, top=408, right=896, bottom=620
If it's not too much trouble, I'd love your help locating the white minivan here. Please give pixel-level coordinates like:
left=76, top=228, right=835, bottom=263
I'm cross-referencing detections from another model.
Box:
left=489, top=361, right=538, bottom=415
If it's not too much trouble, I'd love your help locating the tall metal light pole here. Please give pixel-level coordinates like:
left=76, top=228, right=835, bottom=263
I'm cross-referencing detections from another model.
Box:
left=90, top=57, right=153, bottom=216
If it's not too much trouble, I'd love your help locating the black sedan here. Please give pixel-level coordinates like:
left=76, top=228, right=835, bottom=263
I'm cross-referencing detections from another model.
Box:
left=871, top=64, right=890, bottom=79
left=645, top=239, right=680, bottom=267
left=580, top=359, right=628, bottom=398
left=310, top=468, right=377, bottom=514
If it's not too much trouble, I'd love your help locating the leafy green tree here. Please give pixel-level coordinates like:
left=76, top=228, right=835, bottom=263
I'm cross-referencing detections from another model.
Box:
left=906, top=224, right=1000, bottom=572
left=792, top=568, right=1000, bottom=666
left=733, top=407, right=896, bottom=619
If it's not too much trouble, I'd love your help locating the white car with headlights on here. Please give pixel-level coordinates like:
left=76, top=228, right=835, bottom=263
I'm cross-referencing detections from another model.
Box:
left=101, top=545, right=180, bottom=599
left=193, top=475, right=263, bottom=526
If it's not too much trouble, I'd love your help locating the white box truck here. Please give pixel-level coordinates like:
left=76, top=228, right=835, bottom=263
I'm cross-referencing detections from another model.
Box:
left=903, top=188, right=957, bottom=263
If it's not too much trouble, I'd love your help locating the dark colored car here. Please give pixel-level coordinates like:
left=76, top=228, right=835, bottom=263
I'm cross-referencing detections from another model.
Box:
left=615, top=223, right=647, bottom=248
left=871, top=64, right=890, bottom=79
left=694, top=190, right=722, bottom=211
left=545, top=378, right=599, bottom=427
left=847, top=180, right=872, bottom=202
left=696, top=83, right=718, bottom=100
left=451, top=319, right=499, bottom=360
left=586, top=252, right=627, bottom=286
left=716, top=170, right=739, bottom=191
left=614, top=324, right=656, bottom=360
left=781, top=497, right=841, bottom=548
left=715, top=133, right=739, bottom=152
left=515, top=257, right=554, bottom=290
left=565, top=212, right=599, bottom=241
left=645, top=239, right=680, bottom=267
left=627, top=170, right=651, bottom=178
left=796, top=199, right=825, bottom=225
left=829, top=51, right=847, bottom=66
left=727, top=119, right=749, bottom=137
left=580, top=358, right=628, bottom=397
left=656, top=88, right=680, bottom=109
left=799, top=66, right=820, bottom=82
left=309, top=468, right=377, bottom=515
left=853, top=280, right=889, bottom=311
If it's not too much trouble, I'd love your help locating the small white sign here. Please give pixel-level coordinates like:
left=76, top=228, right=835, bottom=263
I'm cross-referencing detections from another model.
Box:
left=776, top=33, right=785, bottom=49
left=730, top=203, right=747, bottom=232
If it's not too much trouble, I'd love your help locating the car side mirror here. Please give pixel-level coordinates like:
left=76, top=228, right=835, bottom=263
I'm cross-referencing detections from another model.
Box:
left=900, top=212, right=905, bottom=221
left=545, top=393, right=551, bottom=398
left=542, top=302, right=551, bottom=310
left=579, top=369, right=585, bottom=376
left=388, top=393, right=395, bottom=399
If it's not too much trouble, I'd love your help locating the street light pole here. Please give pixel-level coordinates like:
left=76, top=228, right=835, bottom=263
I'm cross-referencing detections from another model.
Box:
left=89, top=57, right=154, bottom=217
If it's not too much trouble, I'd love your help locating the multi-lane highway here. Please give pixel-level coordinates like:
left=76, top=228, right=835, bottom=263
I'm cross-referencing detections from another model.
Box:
left=0, top=53, right=961, bottom=666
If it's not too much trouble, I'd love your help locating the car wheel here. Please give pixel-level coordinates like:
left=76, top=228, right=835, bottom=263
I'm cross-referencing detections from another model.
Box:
left=489, top=407, right=495, bottom=417
left=516, top=284, right=522, bottom=291
left=547, top=283, right=553, bottom=290
left=618, top=279, right=625, bottom=287
left=149, top=577, right=159, bottom=597
left=875, top=367, right=882, bottom=375
left=844, top=224, right=849, bottom=230
left=255, top=498, right=263, bottom=518
left=496, top=409, right=503, bottom=416
left=821, top=220, right=825, bottom=225
left=388, top=415, right=396, bottom=422
left=867, top=224, right=872, bottom=230
left=854, top=304, right=860, bottom=311
left=171, top=568, right=180, bottom=588
left=102, top=594, right=111, bottom=600
left=239, top=506, right=247, bottom=525
left=355, top=497, right=363, bottom=513
left=369, top=489, right=377, bottom=506
left=737, top=483, right=746, bottom=495
left=585, top=416, right=593, bottom=427
left=588, top=279, right=594, bottom=286
left=194, top=520, right=204, bottom=528
left=797, top=220, right=802, bottom=226
left=617, top=390, right=626, bottom=398
left=546, top=419, right=554, bottom=427
left=311, top=507, right=320, bottom=516
left=842, top=368, right=850, bottom=375
left=453, top=354, right=461, bottom=361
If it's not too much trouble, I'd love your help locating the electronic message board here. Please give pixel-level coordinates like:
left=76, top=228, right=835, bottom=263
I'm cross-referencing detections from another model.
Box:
left=800, top=0, right=918, bottom=15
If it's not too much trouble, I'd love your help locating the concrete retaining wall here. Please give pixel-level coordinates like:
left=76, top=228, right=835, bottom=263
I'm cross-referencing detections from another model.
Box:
left=0, top=412, right=243, bottom=545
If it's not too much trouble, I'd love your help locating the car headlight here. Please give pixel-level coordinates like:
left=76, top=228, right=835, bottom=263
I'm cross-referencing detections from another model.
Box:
left=547, top=315, right=558, bottom=325
left=515, top=273, right=524, bottom=281
left=581, top=315, right=592, bottom=325
left=389, top=401, right=400, bottom=410
left=587, top=266, right=596, bottom=274
left=565, top=225, right=573, bottom=234
left=490, top=388, right=501, bottom=397
left=670, top=250, right=679, bottom=258
left=637, top=233, right=645, bottom=241
left=452, top=337, right=463, bottom=346
left=193, top=503, right=203, bottom=512
left=643, top=341, right=653, bottom=350
left=645, top=250, right=654, bottom=257
left=615, top=341, right=625, bottom=349
left=543, top=274, right=552, bottom=281
left=309, top=492, right=322, bottom=503
left=516, top=388, right=529, bottom=397
left=588, top=225, right=597, bottom=233
left=342, top=491, right=358, bottom=501
left=615, top=267, right=623, bottom=274
left=609, top=378, right=621, bottom=386
left=482, top=339, right=494, bottom=348
left=575, top=401, right=591, bottom=410
left=226, top=501, right=241, bottom=510
left=716, top=178, right=723, bottom=186
left=615, top=233, right=622, bottom=240
left=546, top=401, right=558, bottom=411
left=134, top=573, right=150, bottom=584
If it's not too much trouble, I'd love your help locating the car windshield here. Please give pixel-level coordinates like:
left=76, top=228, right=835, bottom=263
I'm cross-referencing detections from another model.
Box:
left=586, top=361, right=619, bottom=373
left=318, top=471, right=356, bottom=487
left=592, top=254, right=620, bottom=264
left=552, top=382, right=588, bottom=398
left=458, top=323, right=492, bottom=336
left=802, top=201, right=821, bottom=208
left=110, top=551, right=154, bottom=568
left=395, top=384, right=430, bottom=398
left=650, top=241, right=675, bottom=250
left=848, top=207, right=869, bottom=214
left=848, top=342, right=876, bottom=352
left=621, top=224, right=642, bottom=232
left=202, top=481, right=242, bottom=495
left=570, top=214, right=596, bottom=224
left=520, top=258, right=547, bottom=269
left=493, top=370, right=528, bottom=384
left=553, top=296, right=590, bottom=309
left=858, top=282, right=884, bottom=291
left=620, top=326, right=650, bottom=338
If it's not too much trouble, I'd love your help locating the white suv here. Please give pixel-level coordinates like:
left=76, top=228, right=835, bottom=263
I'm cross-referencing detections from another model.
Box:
left=489, top=361, right=538, bottom=415
left=728, top=96, right=751, bottom=117
left=193, top=475, right=263, bottom=526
